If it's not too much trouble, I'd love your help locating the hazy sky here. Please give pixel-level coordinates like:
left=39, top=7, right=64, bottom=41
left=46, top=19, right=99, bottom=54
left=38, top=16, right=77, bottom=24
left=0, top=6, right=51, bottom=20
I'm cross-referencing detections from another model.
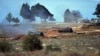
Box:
left=0, top=0, right=100, bottom=23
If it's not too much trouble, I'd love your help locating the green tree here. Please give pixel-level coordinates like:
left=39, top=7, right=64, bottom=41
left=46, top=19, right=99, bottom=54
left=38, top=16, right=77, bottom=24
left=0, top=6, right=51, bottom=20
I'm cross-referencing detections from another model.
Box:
left=93, top=3, right=100, bottom=18
left=64, top=9, right=71, bottom=22
left=20, top=3, right=32, bottom=22
left=91, top=18, right=96, bottom=23
left=31, top=3, right=55, bottom=23
left=72, top=10, right=82, bottom=22
left=12, top=17, right=20, bottom=24
left=6, top=13, right=12, bottom=24
left=81, top=19, right=90, bottom=23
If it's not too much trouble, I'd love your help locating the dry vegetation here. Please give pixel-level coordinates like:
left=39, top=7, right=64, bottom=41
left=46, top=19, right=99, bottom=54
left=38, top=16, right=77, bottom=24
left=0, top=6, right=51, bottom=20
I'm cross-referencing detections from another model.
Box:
left=0, top=23, right=100, bottom=56
left=0, top=35, right=100, bottom=56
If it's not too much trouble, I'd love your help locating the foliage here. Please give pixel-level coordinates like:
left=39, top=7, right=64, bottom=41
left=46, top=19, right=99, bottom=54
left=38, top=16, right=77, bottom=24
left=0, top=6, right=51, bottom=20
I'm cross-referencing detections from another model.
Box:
left=0, top=41, right=13, bottom=52
left=22, top=34, right=43, bottom=51
left=48, top=16, right=56, bottom=21
left=6, top=13, right=13, bottom=24
left=12, top=17, right=20, bottom=23
left=81, top=19, right=90, bottom=23
left=46, top=44, right=61, bottom=52
left=91, top=18, right=96, bottom=23
left=20, top=3, right=32, bottom=20
left=64, top=9, right=82, bottom=23
left=6, top=13, right=20, bottom=24
left=93, top=3, right=100, bottom=18
left=64, top=9, right=71, bottom=15
left=72, top=10, right=82, bottom=21
left=31, top=3, right=55, bottom=23
left=20, top=3, right=55, bottom=23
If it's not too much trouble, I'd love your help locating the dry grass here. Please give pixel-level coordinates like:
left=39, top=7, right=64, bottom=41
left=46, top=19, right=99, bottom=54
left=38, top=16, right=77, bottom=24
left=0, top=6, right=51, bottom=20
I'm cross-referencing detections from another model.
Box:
left=0, top=30, right=100, bottom=56
left=0, top=50, right=99, bottom=56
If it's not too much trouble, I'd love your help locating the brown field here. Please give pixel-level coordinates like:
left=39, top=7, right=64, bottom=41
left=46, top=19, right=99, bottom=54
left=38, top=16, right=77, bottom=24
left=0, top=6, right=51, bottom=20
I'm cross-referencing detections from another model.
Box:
left=0, top=23, right=100, bottom=56
left=0, top=36, right=100, bottom=56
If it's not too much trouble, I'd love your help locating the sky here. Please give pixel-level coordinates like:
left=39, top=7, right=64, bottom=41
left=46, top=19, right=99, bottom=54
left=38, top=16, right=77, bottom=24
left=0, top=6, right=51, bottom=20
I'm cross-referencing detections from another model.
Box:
left=0, top=0, right=100, bottom=23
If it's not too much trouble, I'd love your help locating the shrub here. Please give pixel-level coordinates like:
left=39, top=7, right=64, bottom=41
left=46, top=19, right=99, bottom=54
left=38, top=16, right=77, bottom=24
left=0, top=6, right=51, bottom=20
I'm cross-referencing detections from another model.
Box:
left=22, top=34, right=43, bottom=51
left=46, top=44, right=61, bottom=52
left=0, top=41, right=13, bottom=52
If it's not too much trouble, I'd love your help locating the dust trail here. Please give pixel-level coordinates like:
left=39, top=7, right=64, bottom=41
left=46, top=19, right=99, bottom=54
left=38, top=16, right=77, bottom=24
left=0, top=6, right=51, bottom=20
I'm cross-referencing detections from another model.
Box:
left=0, top=23, right=37, bottom=38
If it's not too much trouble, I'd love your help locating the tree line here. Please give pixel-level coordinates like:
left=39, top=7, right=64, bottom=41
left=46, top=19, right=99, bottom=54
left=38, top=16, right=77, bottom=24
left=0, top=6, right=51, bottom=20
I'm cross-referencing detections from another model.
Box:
left=64, top=9, right=82, bottom=23
left=6, top=13, right=19, bottom=24
left=5, top=3, right=55, bottom=24
left=5, top=3, right=100, bottom=24
left=80, top=3, right=100, bottom=23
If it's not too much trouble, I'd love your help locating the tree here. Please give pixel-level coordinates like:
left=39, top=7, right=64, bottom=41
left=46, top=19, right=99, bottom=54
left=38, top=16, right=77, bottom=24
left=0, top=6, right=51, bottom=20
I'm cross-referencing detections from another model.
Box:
left=5, top=13, right=20, bottom=24
left=6, top=13, right=12, bottom=24
left=48, top=16, right=56, bottom=21
left=64, top=9, right=82, bottom=23
left=20, top=3, right=55, bottom=23
left=31, top=3, right=55, bottom=23
left=12, top=17, right=20, bottom=24
left=81, top=19, right=90, bottom=23
left=72, top=10, right=82, bottom=22
left=64, top=9, right=71, bottom=15
left=93, top=3, right=100, bottom=18
left=64, top=9, right=71, bottom=22
left=91, top=18, right=96, bottom=23
left=20, top=3, right=32, bottom=21
left=30, top=16, right=35, bottom=23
